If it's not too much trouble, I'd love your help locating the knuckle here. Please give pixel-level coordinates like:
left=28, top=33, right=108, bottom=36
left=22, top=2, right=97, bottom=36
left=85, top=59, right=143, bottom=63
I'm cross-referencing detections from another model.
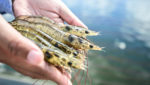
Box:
left=7, top=39, right=27, bottom=57
left=7, top=40, right=20, bottom=56
left=30, top=73, right=46, bottom=80
left=68, top=18, right=75, bottom=25
left=30, top=75, right=38, bottom=79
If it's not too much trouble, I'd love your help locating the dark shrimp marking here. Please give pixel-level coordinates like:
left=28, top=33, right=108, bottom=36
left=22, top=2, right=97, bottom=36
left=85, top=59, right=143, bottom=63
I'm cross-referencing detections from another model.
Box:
left=62, top=58, right=66, bottom=62
left=54, top=42, right=59, bottom=48
left=73, top=52, right=78, bottom=56
left=68, top=35, right=74, bottom=42
left=68, top=62, right=72, bottom=66
left=45, top=51, right=52, bottom=58
left=78, top=38, right=83, bottom=44
left=54, top=54, right=60, bottom=57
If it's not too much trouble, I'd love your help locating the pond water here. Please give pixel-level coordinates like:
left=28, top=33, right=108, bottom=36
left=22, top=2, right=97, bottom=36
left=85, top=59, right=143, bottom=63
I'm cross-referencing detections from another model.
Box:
left=62, top=0, right=150, bottom=85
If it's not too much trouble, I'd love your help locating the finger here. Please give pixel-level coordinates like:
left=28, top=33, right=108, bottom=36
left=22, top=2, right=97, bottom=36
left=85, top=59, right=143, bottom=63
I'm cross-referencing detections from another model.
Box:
left=0, top=15, right=44, bottom=65
left=64, top=71, right=71, bottom=79
left=58, top=1, right=87, bottom=28
left=13, top=0, right=33, bottom=17
left=40, top=64, right=71, bottom=85
left=52, top=18, right=64, bottom=23
left=56, top=74, right=72, bottom=85
left=39, top=10, right=64, bottom=23
left=9, top=59, right=46, bottom=79
left=13, top=8, right=32, bottom=17
left=40, top=10, right=60, bottom=19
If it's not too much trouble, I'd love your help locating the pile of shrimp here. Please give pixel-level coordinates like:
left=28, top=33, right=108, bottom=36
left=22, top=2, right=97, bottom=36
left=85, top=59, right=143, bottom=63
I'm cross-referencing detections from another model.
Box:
left=10, top=15, right=101, bottom=72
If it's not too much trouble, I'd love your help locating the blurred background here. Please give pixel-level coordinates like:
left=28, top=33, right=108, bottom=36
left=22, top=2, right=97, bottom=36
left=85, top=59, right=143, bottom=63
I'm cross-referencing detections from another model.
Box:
left=0, top=0, right=150, bottom=85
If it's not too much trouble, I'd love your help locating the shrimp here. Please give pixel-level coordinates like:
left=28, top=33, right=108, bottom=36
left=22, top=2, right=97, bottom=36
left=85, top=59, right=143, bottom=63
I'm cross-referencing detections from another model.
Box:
left=16, top=15, right=99, bottom=37
left=9, top=15, right=102, bottom=72
left=10, top=19, right=101, bottom=50
left=11, top=24, right=84, bottom=60
left=17, top=29, right=85, bottom=70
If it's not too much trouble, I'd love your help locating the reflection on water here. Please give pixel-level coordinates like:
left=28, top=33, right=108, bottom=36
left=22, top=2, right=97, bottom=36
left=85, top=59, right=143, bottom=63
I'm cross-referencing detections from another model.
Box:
left=0, top=0, right=150, bottom=85
left=62, top=0, right=150, bottom=85
left=122, top=0, right=150, bottom=47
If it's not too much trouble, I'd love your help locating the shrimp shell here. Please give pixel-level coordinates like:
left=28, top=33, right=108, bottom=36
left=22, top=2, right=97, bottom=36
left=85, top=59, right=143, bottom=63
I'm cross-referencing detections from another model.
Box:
left=16, top=15, right=99, bottom=37
left=17, top=29, right=85, bottom=70
left=10, top=19, right=101, bottom=50
left=11, top=23, right=84, bottom=60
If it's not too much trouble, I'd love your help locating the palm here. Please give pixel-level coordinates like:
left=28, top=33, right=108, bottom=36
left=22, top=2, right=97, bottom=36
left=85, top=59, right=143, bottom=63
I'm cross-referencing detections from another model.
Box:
left=13, top=0, right=64, bottom=23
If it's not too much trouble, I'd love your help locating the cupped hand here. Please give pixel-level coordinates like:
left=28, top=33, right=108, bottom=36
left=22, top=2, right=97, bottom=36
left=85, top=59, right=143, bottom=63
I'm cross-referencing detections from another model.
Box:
left=9, top=0, right=87, bottom=84
left=0, top=15, right=71, bottom=85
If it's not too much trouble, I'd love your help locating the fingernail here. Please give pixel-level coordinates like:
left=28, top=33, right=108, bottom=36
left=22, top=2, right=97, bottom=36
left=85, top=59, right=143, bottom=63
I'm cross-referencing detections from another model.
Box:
left=27, top=50, right=43, bottom=64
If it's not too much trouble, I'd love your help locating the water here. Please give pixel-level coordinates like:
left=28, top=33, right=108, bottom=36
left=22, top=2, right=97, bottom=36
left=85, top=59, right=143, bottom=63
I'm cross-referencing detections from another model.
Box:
left=62, top=0, right=150, bottom=85
left=0, top=78, right=31, bottom=85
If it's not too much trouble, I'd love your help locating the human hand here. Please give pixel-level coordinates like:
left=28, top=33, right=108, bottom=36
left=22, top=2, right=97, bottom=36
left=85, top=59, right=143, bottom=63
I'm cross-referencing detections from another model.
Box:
left=0, top=15, right=71, bottom=85
left=12, top=0, right=87, bottom=84
left=13, top=0, right=87, bottom=28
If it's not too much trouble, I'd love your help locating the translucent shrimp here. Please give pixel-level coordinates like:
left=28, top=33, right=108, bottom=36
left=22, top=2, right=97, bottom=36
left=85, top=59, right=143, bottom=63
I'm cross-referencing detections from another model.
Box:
left=16, top=15, right=99, bottom=37
left=10, top=19, right=101, bottom=50
left=11, top=24, right=84, bottom=60
left=17, top=29, right=85, bottom=70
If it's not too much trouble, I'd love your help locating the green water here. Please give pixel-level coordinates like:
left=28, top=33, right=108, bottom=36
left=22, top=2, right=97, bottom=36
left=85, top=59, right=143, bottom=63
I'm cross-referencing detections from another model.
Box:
left=62, top=0, right=150, bottom=85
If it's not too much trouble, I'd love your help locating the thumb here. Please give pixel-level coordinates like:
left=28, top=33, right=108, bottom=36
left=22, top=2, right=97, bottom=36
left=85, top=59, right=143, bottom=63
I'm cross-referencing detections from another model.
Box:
left=7, top=38, right=44, bottom=65
left=0, top=15, right=43, bottom=65
left=58, top=1, right=87, bottom=28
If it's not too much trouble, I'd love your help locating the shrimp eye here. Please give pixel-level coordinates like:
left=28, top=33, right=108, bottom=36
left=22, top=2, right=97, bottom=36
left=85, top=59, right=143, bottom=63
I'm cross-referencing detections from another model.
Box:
left=68, top=62, right=72, bottom=67
left=65, top=26, right=71, bottom=31
left=45, top=51, right=52, bottom=59
left=89, top=45, right=93, bottom=48
left=85, top=30, right=89, bottom=34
